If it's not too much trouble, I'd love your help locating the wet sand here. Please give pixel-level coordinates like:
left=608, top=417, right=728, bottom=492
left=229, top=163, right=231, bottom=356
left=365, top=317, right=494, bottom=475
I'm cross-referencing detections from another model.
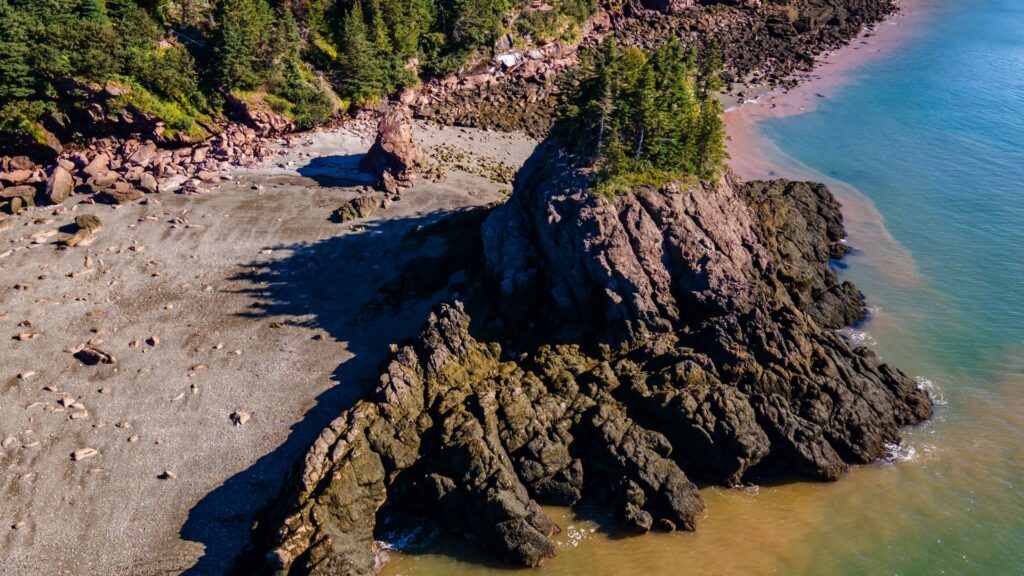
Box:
left=0, top=124, right=537, bottom=575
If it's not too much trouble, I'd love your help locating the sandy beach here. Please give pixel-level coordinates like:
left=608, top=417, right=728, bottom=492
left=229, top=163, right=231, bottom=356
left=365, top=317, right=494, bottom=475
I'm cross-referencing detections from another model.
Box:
left=726, top=0, right=933, bottom=180
left=0, top=3, right=936, bottom=573
left=724, top=0, right=935, bottom=287
left=0, top=124, right=536, bottom=575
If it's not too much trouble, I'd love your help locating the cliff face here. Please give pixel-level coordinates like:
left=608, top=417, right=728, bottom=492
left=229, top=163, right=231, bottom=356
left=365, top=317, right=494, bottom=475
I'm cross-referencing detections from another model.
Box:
left=245, top=146, right=932, bottom=575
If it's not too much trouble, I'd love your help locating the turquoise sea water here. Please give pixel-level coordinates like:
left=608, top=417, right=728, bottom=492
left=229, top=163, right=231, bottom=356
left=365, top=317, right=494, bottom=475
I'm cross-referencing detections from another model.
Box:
left=384, top=2, right=1024, bottom=574
left=759, top=0, right=1024, bottom=572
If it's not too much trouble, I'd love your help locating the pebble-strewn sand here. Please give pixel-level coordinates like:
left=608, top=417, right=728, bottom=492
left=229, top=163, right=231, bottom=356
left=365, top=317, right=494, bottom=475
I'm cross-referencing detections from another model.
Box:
left=0, top=123, right=537, bottom=575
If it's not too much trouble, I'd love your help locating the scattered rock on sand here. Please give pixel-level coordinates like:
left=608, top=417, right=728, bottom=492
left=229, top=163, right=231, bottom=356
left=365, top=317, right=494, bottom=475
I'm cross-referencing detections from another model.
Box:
left=73, top=346, right=116, bottom=366
left=230, top=411, right=251, bottom=426
left=60, top=214, right=103, bottom=248
left=332, top=194, right=385, bottom=223
left=72, top=448, right=98, bottom=461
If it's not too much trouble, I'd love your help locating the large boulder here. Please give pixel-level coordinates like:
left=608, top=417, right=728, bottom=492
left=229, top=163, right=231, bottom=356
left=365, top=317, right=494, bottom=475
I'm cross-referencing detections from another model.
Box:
left=359, top=105, right=425, bottom=195
left=1, top=185, right=37, bottom=214
left=46, top=165, right=74, bottom=204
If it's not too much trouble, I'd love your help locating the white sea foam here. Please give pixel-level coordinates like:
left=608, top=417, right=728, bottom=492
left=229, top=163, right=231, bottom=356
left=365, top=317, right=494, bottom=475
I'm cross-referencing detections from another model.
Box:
left=838, top=328, right=877, bottom=347
left=915, top=376, right=949, bottom=405
left=883, top=441, right=936, bottom=464
left=558, top=523, right=598, bottom=549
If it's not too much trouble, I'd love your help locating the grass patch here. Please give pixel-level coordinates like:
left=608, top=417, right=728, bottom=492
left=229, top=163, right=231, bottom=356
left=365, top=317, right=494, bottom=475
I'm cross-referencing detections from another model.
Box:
left=592, top=168, right=698, bottom=199
left=107, top=79, right=213, bottom=141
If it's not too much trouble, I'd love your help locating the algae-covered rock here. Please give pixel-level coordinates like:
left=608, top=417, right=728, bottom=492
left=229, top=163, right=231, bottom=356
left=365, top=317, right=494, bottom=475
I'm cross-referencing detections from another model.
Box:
left=247, top=143, right=932, bottom=575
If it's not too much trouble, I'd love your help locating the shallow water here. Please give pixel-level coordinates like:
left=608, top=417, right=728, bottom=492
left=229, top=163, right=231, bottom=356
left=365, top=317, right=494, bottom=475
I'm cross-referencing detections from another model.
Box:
left=382, top=1, right=1024, bottom=573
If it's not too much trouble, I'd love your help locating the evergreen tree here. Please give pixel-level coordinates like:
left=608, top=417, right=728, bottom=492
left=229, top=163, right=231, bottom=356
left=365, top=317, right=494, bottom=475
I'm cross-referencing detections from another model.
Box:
left=340, top=0, right=385, bottom=103
left=79, top=0, right=109, bottom=22
left=210, top=0, right=275, bottom=90
left=0, top=0, right=36, bottom=104
left=366, top=0, right=392, bottom=57
left=553, top=36, right=728, bottom=193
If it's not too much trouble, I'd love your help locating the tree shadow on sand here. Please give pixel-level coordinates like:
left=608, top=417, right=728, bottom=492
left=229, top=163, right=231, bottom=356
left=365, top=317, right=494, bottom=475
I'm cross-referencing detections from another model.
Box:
left=178, top=207, right=485, bottom=575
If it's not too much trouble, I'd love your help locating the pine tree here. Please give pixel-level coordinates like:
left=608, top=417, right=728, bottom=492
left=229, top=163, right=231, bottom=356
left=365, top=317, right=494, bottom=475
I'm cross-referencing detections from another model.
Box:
left=0, top=0, right=36, bottom=104
left=340, top=0, right=385, bottom=103
left=210, top=0, right=275, bottom=90
left=553, top=36, right=728, bottom=192
left=366, top=0, right=392, bottom=58
left=79, top=0, right=109, bottom=22
left=695, top=39, right=727, bottom=178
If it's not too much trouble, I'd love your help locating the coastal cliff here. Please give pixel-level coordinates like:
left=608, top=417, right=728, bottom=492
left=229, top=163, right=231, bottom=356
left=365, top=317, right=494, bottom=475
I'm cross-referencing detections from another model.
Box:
left=244, top=143, right=932, bottom=575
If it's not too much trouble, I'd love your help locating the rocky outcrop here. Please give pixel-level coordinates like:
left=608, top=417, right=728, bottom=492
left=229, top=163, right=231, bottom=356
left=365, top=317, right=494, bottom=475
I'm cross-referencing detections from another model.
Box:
left=359, top=105, right=425, bottom=195
left=0, top=121, right=289, bottom=215
left=225, top=92, right=298, bottom=137
left=246, top=144, right=932, bottom=575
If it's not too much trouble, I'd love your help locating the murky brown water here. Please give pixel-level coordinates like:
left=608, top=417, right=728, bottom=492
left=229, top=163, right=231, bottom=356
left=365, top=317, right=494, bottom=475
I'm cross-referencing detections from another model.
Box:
left=382, top=2, right=1024, bottom=573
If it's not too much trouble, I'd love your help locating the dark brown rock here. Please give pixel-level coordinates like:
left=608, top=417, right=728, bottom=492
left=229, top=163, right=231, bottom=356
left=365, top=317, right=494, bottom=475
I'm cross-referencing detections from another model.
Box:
left=248, top=140, right=933, bottom=575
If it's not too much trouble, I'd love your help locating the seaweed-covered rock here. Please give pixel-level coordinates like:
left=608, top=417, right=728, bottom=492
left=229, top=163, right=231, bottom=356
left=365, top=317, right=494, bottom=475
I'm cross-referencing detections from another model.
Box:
left=247, top=144, right=931, bottom=574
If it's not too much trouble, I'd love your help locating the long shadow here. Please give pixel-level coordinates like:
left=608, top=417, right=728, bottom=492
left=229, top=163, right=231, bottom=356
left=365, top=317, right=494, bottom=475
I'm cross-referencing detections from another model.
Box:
left=179, top=208, right=475, bottom=575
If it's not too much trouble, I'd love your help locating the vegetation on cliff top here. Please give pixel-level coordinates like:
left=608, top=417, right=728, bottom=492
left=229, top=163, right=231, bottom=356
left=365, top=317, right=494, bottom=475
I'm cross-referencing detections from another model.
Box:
left=554, top=37, right=728, bottom=195
left=0, top=0, right=596, bottom=144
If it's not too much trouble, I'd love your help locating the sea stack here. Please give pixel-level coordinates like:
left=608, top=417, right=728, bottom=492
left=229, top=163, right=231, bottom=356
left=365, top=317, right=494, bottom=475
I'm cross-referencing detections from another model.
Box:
left=246, top=141, right=932, bottom=575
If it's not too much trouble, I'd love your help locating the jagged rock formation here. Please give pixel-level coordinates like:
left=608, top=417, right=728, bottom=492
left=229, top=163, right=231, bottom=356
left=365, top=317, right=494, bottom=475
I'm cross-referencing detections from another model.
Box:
left=245, top=143, right=932, bottom=575
left=359, top=105, right=426, bottom=195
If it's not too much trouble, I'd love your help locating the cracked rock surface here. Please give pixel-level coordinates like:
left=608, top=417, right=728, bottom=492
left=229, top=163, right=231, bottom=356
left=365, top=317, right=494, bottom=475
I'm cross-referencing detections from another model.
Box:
left=246, top=144, right=932, bottom=575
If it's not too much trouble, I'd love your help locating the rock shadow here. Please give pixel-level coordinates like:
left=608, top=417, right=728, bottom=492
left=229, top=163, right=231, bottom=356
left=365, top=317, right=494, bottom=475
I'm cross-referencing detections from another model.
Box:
left=179, top=207, right=485, bottom=575
left=296, top=154, right=376, bottom=188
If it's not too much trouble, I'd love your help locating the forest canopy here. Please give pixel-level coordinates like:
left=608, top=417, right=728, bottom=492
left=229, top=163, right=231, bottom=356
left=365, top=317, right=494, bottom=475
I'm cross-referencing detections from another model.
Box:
left=0, top=0, right=596, bottom=142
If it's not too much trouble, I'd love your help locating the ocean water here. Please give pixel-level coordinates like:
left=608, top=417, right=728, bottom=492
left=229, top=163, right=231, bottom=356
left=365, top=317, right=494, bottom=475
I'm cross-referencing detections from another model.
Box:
left=382, top=1, right=1024, bottom=574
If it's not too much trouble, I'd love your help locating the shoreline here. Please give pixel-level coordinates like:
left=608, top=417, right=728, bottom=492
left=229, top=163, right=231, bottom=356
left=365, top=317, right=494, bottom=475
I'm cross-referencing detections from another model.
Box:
left=725, top=0, right=933, bottom=180
left=724, top=0, right=935, bottom=287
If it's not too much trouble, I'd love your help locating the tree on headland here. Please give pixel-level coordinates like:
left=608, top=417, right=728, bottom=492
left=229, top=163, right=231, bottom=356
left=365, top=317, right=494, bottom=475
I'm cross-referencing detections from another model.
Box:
left=555, top=36, right=729, bottom=194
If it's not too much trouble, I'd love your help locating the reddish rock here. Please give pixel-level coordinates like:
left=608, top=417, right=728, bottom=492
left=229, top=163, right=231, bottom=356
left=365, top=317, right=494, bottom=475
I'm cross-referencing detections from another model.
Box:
left=358, top=105, right=425, bottom=194
left=46, top=165, right=74, bottom=204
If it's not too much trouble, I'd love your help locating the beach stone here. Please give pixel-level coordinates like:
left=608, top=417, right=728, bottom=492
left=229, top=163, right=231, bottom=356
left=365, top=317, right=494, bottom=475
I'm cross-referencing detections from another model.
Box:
left=1, top=170, right=33, bottom=185
left=332, top=194, right=384, bottom=223
left=72, top=448, right=98, bottom=461
left=46, top=166, right=74, bottom=204
left=136, top=172, right=159, bottom=194
left=82, top=154, right=110, bottom=179
left=87, top=172, right=119, bottom=192
left=1, top=186, right=36, bottom=214
left=97, top=187, right=144, bottom=205
left=74, top=346, right=116, bottom=366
